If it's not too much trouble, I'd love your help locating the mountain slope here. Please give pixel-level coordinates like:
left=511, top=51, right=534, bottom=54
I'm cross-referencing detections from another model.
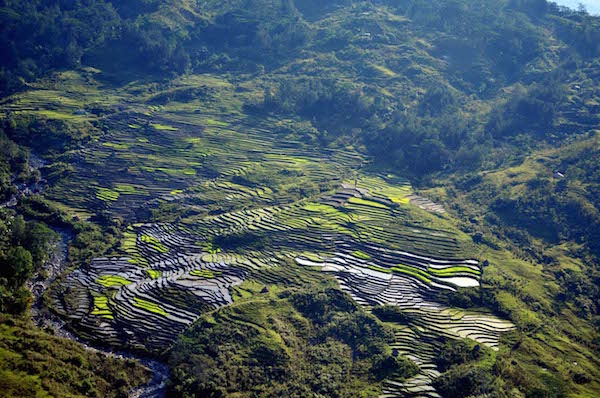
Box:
left=0, top=1, right=600, bottom=397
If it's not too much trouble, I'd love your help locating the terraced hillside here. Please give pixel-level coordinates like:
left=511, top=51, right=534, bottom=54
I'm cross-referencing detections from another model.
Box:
left=54, top=185, right=514, bottom=396
left=0, top=70, right=519, bottom=397
left=3, top=72, right=363, bottom=219
left=2, top=1, right=600, bottom=396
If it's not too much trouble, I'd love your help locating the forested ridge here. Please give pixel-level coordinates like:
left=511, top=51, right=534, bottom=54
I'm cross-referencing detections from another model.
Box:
left=1, top=0, right=600, bottom=397
left=2, top=0, right=600, bottom=175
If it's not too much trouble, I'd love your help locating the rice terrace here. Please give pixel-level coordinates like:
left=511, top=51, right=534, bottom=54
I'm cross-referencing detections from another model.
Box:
left=2, top=1, right=600, bottom=398
left=2, top=69, right=516, bottom=397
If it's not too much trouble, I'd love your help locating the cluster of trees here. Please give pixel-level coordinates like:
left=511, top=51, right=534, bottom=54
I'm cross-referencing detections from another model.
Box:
left=262, top=79, right=372, bottom=124
left=167, top=287, right=418, bottom=397
left=0, top=0, right=183, bottom=93
left=17, top=195, right=123, bottom=268
left=432, top=338, right=498, bottom=398
left=0, top=213, right=58, bottom=314
left=489, top=177, right=599, bottom=251
left=258, top=78, right=478, bottom=175
left=364, top=108, right=481, bottom=175
left=0, top=0, right=317, bottom=94
left=3, top=0, right=597, bottom=95
left=0, top=0, right=121, bottom=94
left=486, top=79, right=567, bottom=139
left=0, top=0, right=596, bottom=182
left=259, top=74, right=565, bottom=176
left=2, top=116, right=99, bottom=156
left=0, top=124, right=57, bottom=314
left=0, top=130, right=33, bottom=201
left=257, top=70, right=569, bottom=179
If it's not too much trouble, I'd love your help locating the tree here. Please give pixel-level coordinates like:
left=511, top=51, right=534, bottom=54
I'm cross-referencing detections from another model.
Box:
left=10, top=216, right=27, bottom=246
left=1, top=246, right=34, bottom=288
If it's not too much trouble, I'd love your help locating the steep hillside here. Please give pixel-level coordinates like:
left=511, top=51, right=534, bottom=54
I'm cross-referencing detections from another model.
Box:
left=1, top=1, right=600, bottom=397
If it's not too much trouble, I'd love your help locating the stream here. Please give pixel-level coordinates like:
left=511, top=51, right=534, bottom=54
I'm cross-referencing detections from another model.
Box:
left=19, top=154, right=169, bottom=398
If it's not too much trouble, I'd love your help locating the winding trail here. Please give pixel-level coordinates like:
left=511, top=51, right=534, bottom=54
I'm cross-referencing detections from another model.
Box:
left=21, top=155, right=169, bottom=398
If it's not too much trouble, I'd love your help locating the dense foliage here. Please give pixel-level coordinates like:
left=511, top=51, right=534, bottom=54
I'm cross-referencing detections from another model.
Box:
left=168, top=286, right=418, bottom=397
left=1, top=0, right=599, bottom=178
left=0, top=213, right=58, bottom=314
left=0, top=119, right=57, bottom=312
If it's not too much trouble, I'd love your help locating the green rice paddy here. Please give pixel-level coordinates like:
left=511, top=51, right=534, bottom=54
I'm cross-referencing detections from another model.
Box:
left=96, top=187, right=119, bottom=202
left=352, top=250, right=371, bottom=260
left=91, top=296, right=114, bottom=319
left=12, top=71, right=514, bottom=397
left=348, top=197, right=390, bottom=209
left=151, top=123, right=178, bottom=131
left=145, top=270, right=162, bottom=279
left=97, top=275, right=132, bottom=287
left=190, top=269, right=222, bottom=278
left=140, top=235, right=168, bottom=253
left=133, top=298, right=168, bottom=316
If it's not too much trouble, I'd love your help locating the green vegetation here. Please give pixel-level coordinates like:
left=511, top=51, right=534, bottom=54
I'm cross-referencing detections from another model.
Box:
left=303, top=202, right=340, bottom=213
left=91, top=295, right=113, bottom=319
left=145, top=269, right=162, bottom=279
left=96, top=275, right=131, bottom=287
left=432, top=338, right=499, bottom=398
left=0, top=128, right=35, bottom=201
left=67, top=219, right=122, bottom=268
left=189, top=269, right=221, bottom=279
left=428, top=266, right=481, bottom=277
left=96, top=187, right=119, bottom=202
left=0, top=214, right=58, bottom=314
left=140, top=235, right=168, bottom=253
left=0, top=128, right=150, bottom=396
left=102, top=142, right=130, bottom=150
left=133, top=297, right=167, bottom=316
left=390, top=265, right=432, bottom=284
left=0, top=0, right=599, bottom=397
left=348, top=197, right=389, bottom=209
left=168, top=287, right=418, bottom=397
left=0, top=315, right=149, bottom=398
left=369, top=265, right=392, bottom=274
left=372, top=306, right=412, bottom=324
left=352, top=250, right=371, bottom=260
left=151, top=124, right=178, bottom=131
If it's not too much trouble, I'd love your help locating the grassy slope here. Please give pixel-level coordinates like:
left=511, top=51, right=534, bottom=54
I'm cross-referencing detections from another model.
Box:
left=420, top=138, right=600, bottom=396
left=0, top=315, right=150, bottom=398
